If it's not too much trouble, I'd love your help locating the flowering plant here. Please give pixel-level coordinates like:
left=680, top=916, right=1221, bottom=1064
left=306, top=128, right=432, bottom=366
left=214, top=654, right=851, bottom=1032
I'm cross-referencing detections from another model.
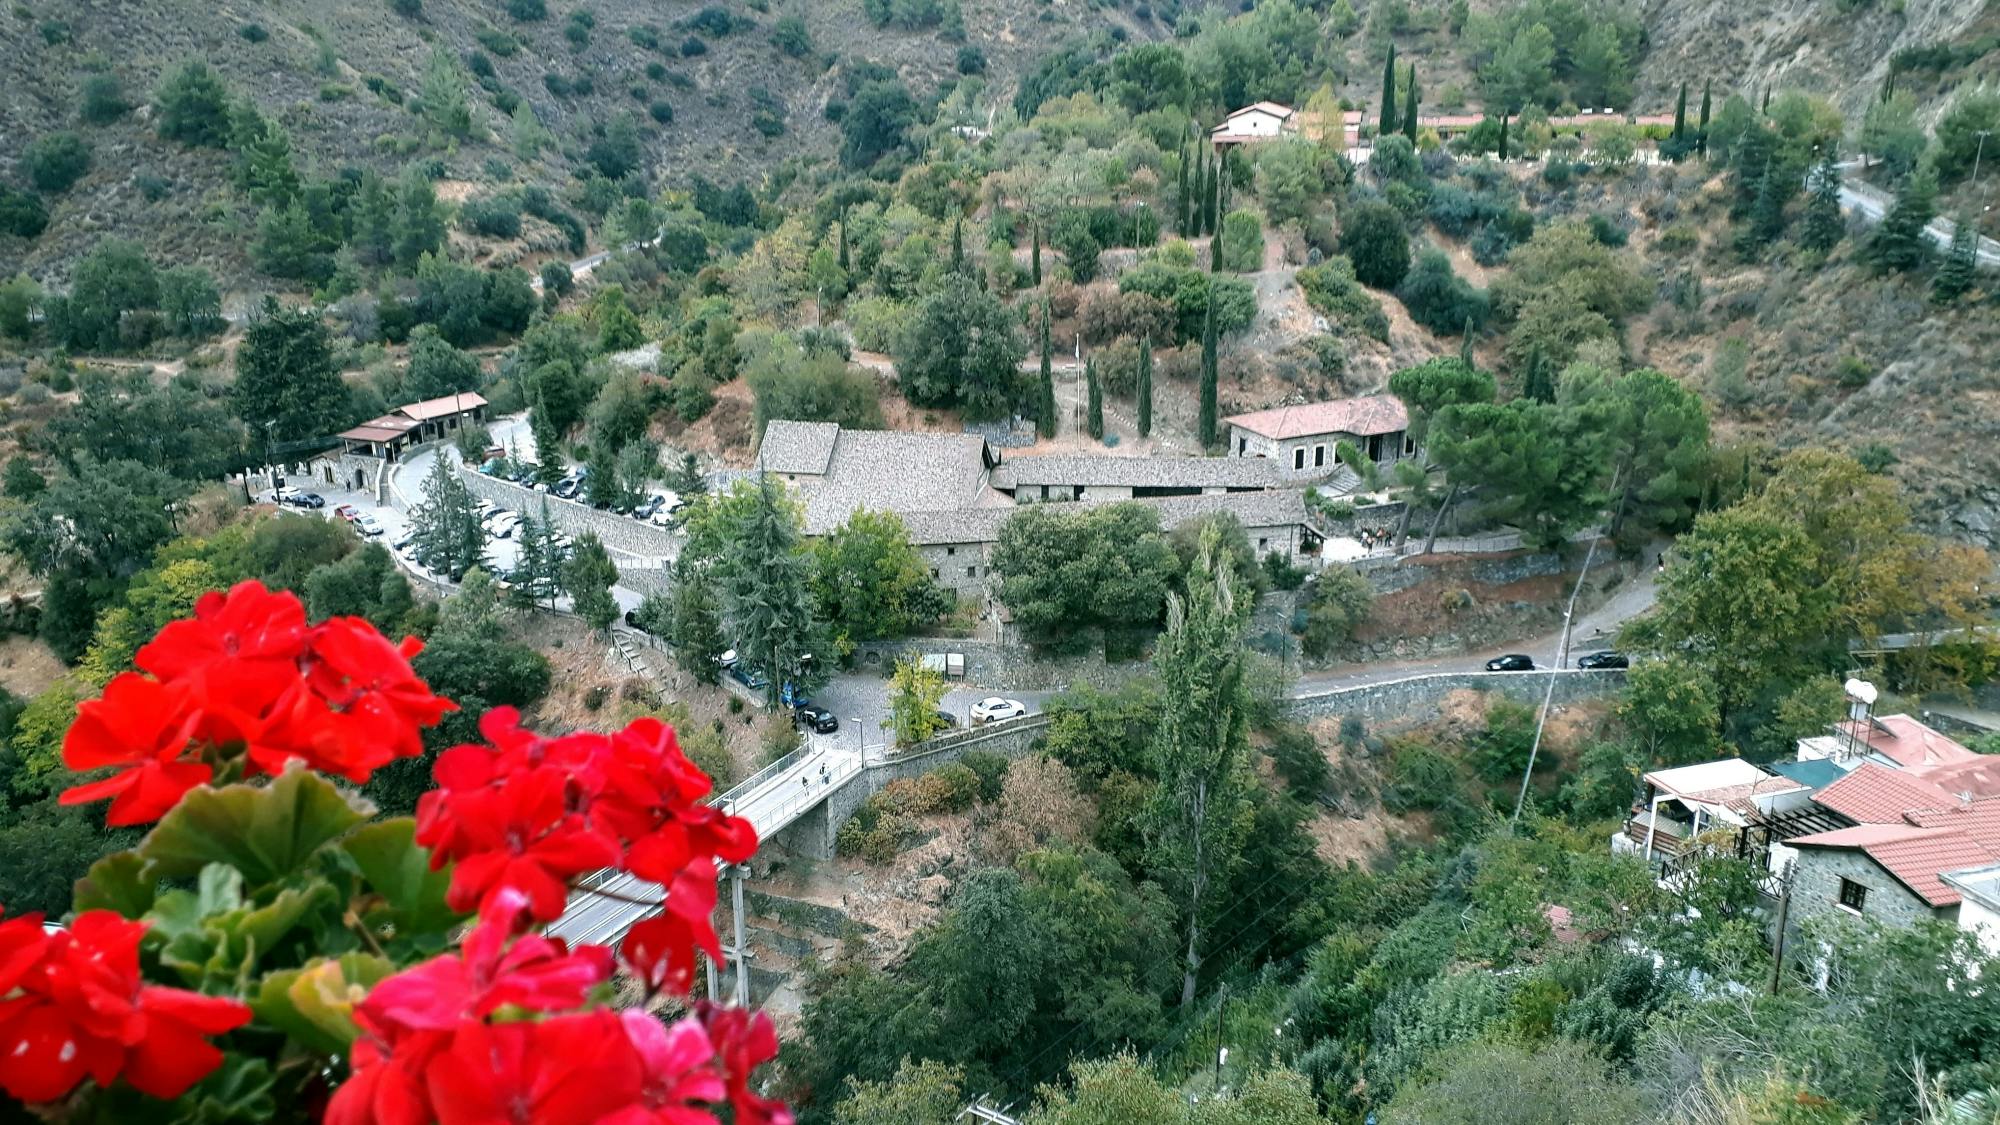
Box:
left=0, top=581, right=786, bottom=1124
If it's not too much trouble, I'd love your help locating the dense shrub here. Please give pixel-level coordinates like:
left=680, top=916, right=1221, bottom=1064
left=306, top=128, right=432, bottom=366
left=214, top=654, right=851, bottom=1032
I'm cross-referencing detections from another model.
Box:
left=0, top=186, right=50, bottom=239
left=1340, top=202, right=1411, bottom=289
left=460, top=195, right=523, bottom=238
left=1397, top=249, right=1488, bottom=335
left=506, top=0, right=546, bottom=18
left=1296, top=256, right=1389, bottom=342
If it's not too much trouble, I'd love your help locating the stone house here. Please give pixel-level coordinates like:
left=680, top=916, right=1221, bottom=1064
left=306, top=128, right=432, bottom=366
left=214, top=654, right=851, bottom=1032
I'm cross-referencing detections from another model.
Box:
left=1224, top=395, right=1413, bottom=479
left=317, top=392, right=489, bottom=495
left=1209, top=102, right=1298, bottom=149
left=1784, top=823, right=1994, bottom=936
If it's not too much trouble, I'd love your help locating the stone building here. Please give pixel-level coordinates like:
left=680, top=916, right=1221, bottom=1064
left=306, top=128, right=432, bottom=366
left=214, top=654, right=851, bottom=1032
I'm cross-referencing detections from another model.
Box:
left=1224, top=395, right=1413, bottom=478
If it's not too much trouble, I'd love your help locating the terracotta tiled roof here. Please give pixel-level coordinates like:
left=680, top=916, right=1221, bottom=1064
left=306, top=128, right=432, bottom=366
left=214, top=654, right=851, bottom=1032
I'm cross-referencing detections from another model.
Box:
left=396, top=392, right=488, bottom=422
left=1906, top=800, right=2000, bottom=854
left=1789, top=823, right=1999, bottom=907
left=1225, top=395, right=1409, bottom=441
left=1839, top=714, right=1979, bottom=769
left=338, top=414, right=420, bottom=443
left=1814, top=762, right=1960, bottom=825
left=1910, top=755, right=2000, bottom=802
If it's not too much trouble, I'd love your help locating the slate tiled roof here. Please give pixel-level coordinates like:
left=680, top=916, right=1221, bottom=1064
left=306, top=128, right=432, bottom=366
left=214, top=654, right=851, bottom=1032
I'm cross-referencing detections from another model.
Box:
left=991, top=454, right=1286, bottom=491
left=899, top=490, right=1315, bottom=547
left=1225, top=395, right=1410, bottom=441
left=756, top=421, right=841, bottom=476
left=1788, top=823, right=1998, bottom=907
left=396, top=392, right=488, bottom=421
left=1814, top=763, right=1960, bottom=825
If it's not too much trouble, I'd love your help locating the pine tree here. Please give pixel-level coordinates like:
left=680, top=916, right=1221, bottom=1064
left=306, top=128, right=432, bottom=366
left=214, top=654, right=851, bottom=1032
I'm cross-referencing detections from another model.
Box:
left=1136, top=335, right=1154, bottom=439
left=1198, top=291, right=1218, bottom=448
left=1085, top=358, right=1104, bottom=440
left=719, top=474, right=816, bottom=706
left=1379, top=43, right=1397, bottom=139
left=1498, top=113, right=1509, bottom=161
left=1932, top=210, right=1978, bottom=304
left=1697, top=81, right=1712, bottom=158
left=1403, top=65, right=1419, bottom=141
left=951, top=215, right=964, bottom=273
left=1030, top=224, right=1042, bottom=287
left=1866, top=164, right=1938, bottom=273
left=1037, top=301, right=1057, bottom=439
left=410, top=453, right=484, bottom=580
left=563, top=532, right=621, bottom=631
left=1800, top=153, right=1845, bottom=255
left=1672, top=82, right=1687, bottom=146
left=529, top=394, right=566, bottom=486
left=1739, top=159, right=1789, bottom=255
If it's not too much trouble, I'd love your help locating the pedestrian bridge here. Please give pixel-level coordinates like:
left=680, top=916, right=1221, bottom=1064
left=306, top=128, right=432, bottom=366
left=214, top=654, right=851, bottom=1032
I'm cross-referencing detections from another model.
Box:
left=546, top=742, right=861, bottom=950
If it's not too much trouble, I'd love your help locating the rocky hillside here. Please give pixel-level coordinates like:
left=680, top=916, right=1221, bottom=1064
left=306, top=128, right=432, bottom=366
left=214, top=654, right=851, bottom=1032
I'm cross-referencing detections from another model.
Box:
left=1635, top=0, right=1996, bottom=124
left=0, top=0, right=1160, bottom=285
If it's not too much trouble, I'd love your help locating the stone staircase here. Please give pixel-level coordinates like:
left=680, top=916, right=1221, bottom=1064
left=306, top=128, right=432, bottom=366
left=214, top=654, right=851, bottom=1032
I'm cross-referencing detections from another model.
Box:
left=1319, top=465, right=1362, bottom=497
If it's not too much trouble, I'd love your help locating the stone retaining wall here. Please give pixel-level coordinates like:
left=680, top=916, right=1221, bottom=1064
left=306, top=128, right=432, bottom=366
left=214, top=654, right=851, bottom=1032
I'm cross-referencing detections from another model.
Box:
left=848, top=639, right=1147, bottom=693
left=459, top=469, right=681, bottom=560
left=1286, top=668, right=1625, bottom=723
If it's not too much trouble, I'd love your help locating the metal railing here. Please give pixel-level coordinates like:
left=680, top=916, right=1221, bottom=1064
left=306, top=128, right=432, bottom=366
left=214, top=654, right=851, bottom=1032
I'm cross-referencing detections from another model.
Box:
left=716, top=744, right=820, bottom=811
left=727, top=751, right=864, bottom=838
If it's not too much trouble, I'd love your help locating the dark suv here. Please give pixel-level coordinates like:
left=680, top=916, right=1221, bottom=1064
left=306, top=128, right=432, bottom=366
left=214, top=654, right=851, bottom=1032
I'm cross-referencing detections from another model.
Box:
left=1484, top=653, right=1535, bottom=672
left=1576, top=651, right=1629, bottom=670
left=793, top=704, right=839, bottom=734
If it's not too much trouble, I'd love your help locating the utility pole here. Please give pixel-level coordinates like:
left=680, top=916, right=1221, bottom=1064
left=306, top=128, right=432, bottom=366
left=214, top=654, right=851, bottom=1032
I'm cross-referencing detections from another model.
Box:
left=1511, top=529, right=1604, bottom=826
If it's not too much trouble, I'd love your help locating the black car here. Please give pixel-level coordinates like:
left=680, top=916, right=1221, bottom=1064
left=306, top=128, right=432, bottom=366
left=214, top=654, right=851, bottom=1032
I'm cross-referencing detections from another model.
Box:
left=282, top=491, right=326, bottom=509
left=794, top=704, right=839, bottom=734
left=932, top=710, right=959, bottom=730
left=1485, top=654, right=1535, bottom=672
left=1576, top=650, right=1629, bottom=670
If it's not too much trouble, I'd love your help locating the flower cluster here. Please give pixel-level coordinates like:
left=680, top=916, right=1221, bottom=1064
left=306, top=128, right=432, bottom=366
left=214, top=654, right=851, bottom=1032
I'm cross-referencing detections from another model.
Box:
left=327, top=892, right=790, bottom=1125
left=414, top=708, right=757, bottom=974
left=0, top=911, right=252, bottom=1104
left=61, top=581, right=454, bottom=826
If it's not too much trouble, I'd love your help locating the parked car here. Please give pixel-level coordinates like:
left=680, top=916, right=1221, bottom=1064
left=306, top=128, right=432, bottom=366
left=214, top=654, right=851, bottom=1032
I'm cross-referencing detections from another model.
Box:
left=970, top=697, right=1029, bottom=725
left=491, top=513, right=522, bottom=539
left=729, top=663, right=769, bottom=690
left=794, top=704, right=839, bottom=734
left=293, top=492, right=326, bottom=509
left=1576, top=650, right=1629, bottom=670
left=353, top=514, right=386, bottom=538
left=717, top=648, right=739, bottom=669
left=390, top=529, right=414, bottom=552
left=1484, top=654, right=1535, bottom=672
left=932, top=711, right=959, bottom=731
left=633, top=494, right=666, bottom=520
left=333, top=504, right=359, bottom=522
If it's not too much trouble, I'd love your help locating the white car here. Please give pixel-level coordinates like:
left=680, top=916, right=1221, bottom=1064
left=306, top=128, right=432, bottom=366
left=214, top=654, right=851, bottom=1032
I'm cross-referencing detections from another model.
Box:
left=489, top=512, right=522, bottom=538
left=970, top=697, right=1028, bottom=725
left=353, top=514, right=386, bottom=538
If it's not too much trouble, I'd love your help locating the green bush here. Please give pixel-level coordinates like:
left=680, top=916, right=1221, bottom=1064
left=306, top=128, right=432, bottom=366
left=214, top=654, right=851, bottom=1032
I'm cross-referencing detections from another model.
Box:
left=0, top=186, right=49, bottom=239
left=236, top=22, right=267, bottom=41
left=1268, top=723, right=1331, bottom=797
left=1221, top=209, right=1264, bottom=271
left=959, top=750, right=1009, bottom=802
left=80, top=74, right=131, bottom=124
left=1297, top=256, right=1390, bottom=342
left=506, top=0, right=545, bottom=19
left=1340, top=202, right=1410, bottom=289
left=24, top=131, right=91, bottom=194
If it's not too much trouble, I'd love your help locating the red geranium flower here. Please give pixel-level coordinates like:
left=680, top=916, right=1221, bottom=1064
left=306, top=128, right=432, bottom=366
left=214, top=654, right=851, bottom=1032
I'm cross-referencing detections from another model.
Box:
left=596, top=1011, right=728, bottom=1125
left=135, top=580, right=309, bottom=682
left=417, top=765, right=622, bottom=920
left=425, top=1012, right=644, bottom=1125
left=307, top=617, right=455, bottom=760
left=362, top=891, right=612, bottom=1037
left=695, top=1002, right=792, bottom=1125
left=0, top=911, right=250, bottom=1104
left=58, top=674, right=210, bottom=827
left=323, top=1034, right=438, bottom=1125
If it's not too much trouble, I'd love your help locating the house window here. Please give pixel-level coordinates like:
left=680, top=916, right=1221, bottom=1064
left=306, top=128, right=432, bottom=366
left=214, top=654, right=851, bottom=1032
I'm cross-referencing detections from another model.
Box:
left=1257, top=537, right=1268, bottom=550
left=965, top=566, right=977, bottom=578
left=1837, top=878, right=1868, bottom=914
left=930, top=568, right=939, bottom=579
left=1040, top=485, right=1049, bottom=500
left=946, top=546, right=955, bottom=556
left=1293, top=448, right=1306, bottom=470
left=1237, top=437, right=1248, bottom=455
left=1403, top=434, right=1416, bottom=456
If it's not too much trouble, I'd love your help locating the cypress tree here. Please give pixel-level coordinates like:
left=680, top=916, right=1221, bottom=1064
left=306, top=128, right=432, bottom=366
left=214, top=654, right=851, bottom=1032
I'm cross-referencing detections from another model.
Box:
left=1198, top=290, right=1218, bottom=448
left=1459, top=321, right=1475, bottom=367
left=1176, top=141, right=1190, bottom=235
left=1932, top=210, right=1977, bottom=304
left=1672, top=82, right=1687, bottom=144
left=1404, top=65, right=1419, bottom=141
left=1205, top=150, right=1220, bottom=236
left=1031, top=224, right=1042, bottom=286
left=1086, top=358, right=1103, bottom=440
left=1379, top=43, right=1397, bottom=139
left=1760, top=86, right=1770, bottom=114
left=1037, top=301, right=1057, bottom=439
left=1740, top=159, right=1789, bottom=254
left=837, top=208, right=849, bottom=272
left=1136, top=335, right=1154, bottom=438
left=1498, top=113, right=1509, bottom=161
left=1522, top=344, right=1554, bottom=403
left=1210, top=190, right=1225, bottom=273
left=951, top=215, right=964, bottom=272
left=1801, top=152, right=1845, bottom=254
left=1697, top=81, right=1712, bottom=158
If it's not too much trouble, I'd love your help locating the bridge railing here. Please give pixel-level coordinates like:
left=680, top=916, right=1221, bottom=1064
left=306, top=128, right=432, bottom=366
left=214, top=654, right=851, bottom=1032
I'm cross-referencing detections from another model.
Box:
left=715, top=743, right=818, bottom=814
left=732, top=751, right=863, bottom=839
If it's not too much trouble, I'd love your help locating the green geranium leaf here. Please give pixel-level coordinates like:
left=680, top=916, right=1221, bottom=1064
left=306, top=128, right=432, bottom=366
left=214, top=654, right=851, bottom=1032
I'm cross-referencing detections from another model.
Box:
left=342, top=817, right=463, bottom=939
left=72, top=850, right=158, bottom=918
left=141, top=761, right=370, bottom=889
left=170, top=1053, right=277, bottom=1124
left=154, top=870, right=337, bottom=991
left=251, top=952, right=396, bottom=1057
